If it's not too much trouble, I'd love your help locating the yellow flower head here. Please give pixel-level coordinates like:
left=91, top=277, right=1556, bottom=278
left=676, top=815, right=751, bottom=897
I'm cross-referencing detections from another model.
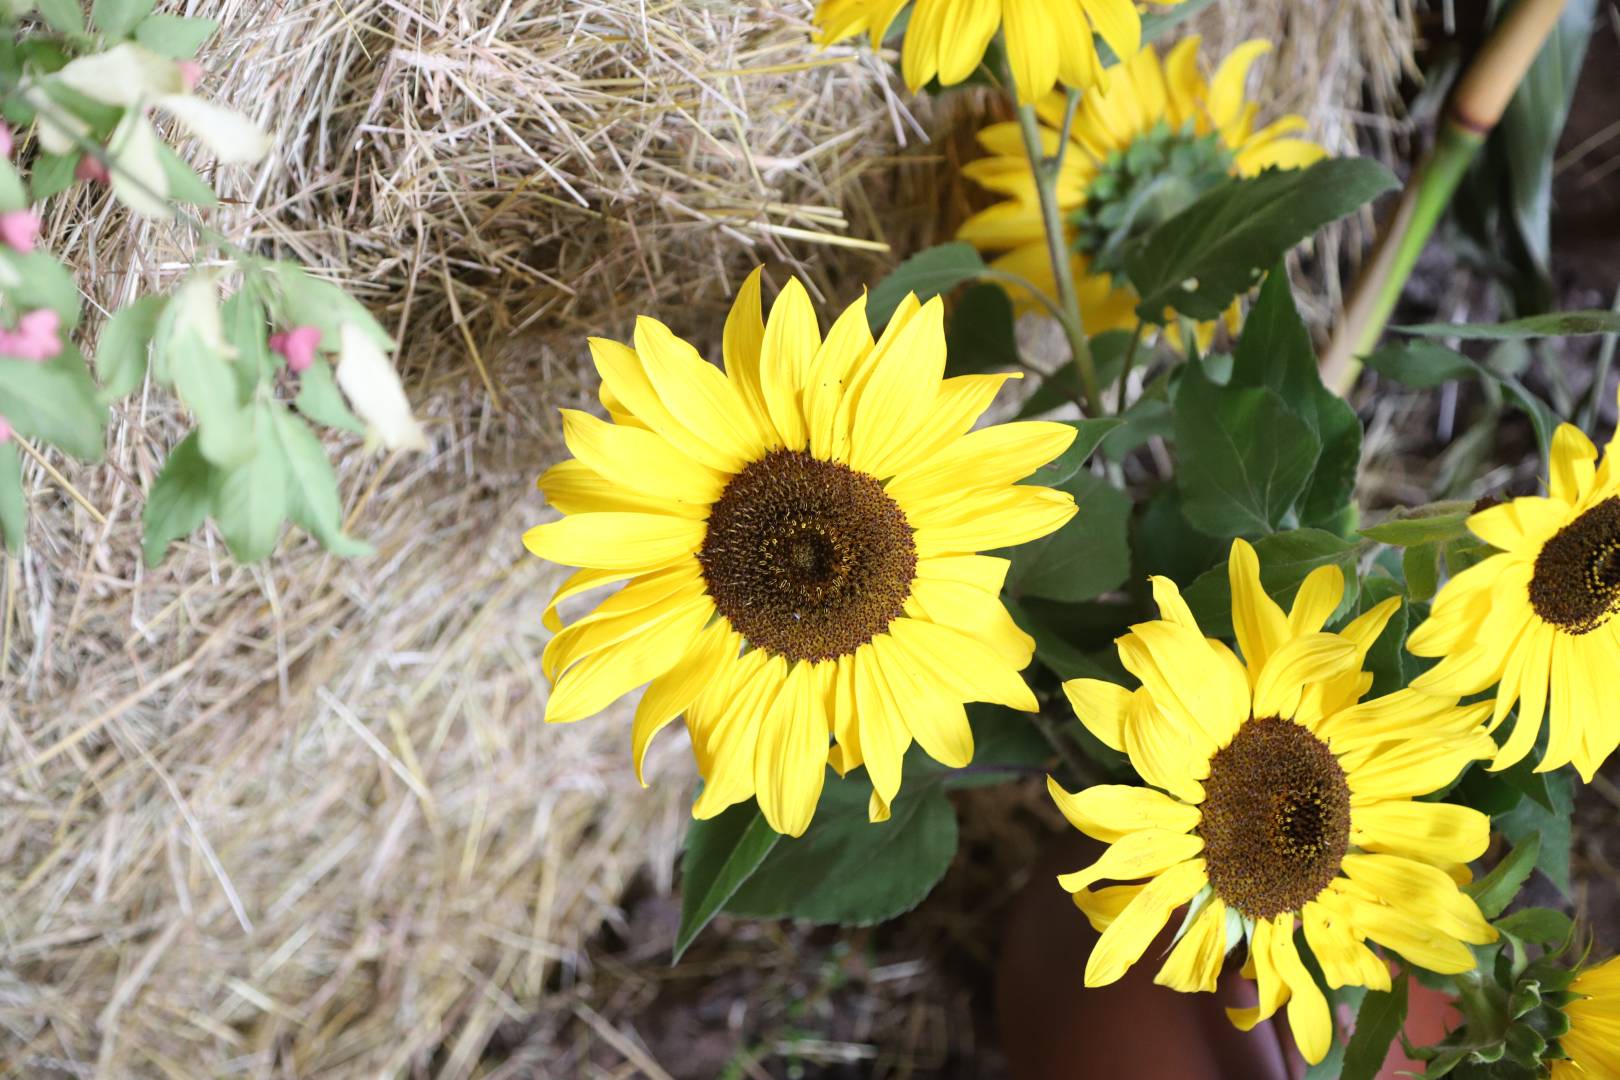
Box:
left=1409, top=399, right=1620, bottom=782
left=813, top=0, right=1168, bottom=102
left=526, top=272, right=1079, bottom=837
left=1553, top=956, right=1620, bottom=1078
left=958, top=37, right=1325, bottom=340
left=1053, top=539, right=1498, bottom=1065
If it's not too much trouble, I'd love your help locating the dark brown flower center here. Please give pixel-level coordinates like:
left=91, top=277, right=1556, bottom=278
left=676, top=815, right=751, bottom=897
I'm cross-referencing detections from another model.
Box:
left=1529, top=496, right=1620, bottom=635
left=1199, top=717, right=1351, bottom=920
left=697, top=450, right=916, bottom=662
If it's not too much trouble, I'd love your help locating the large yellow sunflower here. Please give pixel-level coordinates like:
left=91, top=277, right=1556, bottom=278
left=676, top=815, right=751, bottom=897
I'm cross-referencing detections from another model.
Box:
left=1409, top=408, right=1620, bottom=782
left=813, top=0, right=1168, bottom=102
left=1553, top=956, right=1620, bottom=1078
left=1052, top=539, right=1497, bottom=1064
left=525, top=271, right=1078, bottom=837
left=957, top=38, right=1325, bottom=338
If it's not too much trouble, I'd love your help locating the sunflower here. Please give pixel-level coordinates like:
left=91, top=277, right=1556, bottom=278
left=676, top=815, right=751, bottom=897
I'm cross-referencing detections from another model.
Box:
left=1051, top=539, right=1498, bottom=1064
left=1554, top=956, right=1620, bottom=1078
left=957, top=37, right=1325, bottom=340
left=1408, top=414, right=1620, bottom=783
left=524, top=271, right=1078, bottom=837
left=813, top=0, right=1167, bottom=103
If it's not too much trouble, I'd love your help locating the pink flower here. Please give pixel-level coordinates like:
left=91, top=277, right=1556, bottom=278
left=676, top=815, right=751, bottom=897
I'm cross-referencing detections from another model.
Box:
left=0, top=210, right=41, bottom=253
left=177, top=61, right=204, bottom=90
left=269, top=324, right=321, bottom=374
left=0, top=309, right=64, bottom=363
left=75, top=154, right=110, bottom=184
left=0, top=416, right=11, bottom=444
left=0, top=122, right=12, bottom=159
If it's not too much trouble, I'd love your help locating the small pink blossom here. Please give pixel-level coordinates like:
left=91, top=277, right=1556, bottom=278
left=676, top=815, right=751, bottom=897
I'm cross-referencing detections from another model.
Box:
left=177, top=61, right=204, bottom=90
left=0, top=123, right=12, bottom=159
left=75, top=154, right=110, bottom=184
left=0, top=210, right=41, bottom=253
left=0, top=416, right=11, bottom=444
left=269, top=324, right=321, bottom=374
left=0, top=309, right=64, bottom=363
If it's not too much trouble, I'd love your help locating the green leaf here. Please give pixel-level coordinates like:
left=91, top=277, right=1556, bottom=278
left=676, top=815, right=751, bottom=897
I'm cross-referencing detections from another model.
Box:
left=0, top=441, right=25, bottom=555
left=1403, top=543, right=1440, bottom=603
left=28, top=152, right=78, bottom=202
left=1125, top=158, right=1399, bottom=322
left=0, top=251, right=82, bottom=330
left=1026, top=419, right=1122, bottom=488
left=0, top=160, right=27, bottom=213
left=1352, top=576, right=1409, bottom=699
left=209, top=406, right=288, bottom=562
left=1005, top=470, right=1131, bottom=603
left=36, top=0, right=86, bottom=33
left=1494, top=907, right=1572, bottom=946
left=141, top=431, right=214, bottom=566
left=133, top=14, right=219, bottom=58
left=1466, top=834, right=1541, bottom=919
left=1362, top=340, right=1560, bottom=454
left=294, top=357, right=366, bottom=434
left=1342, top=976, right=1409, bottom=1080
left=91, top=0, right=156, bottom=37
left=1230, top=267, right=1362, bottom=526
left=945, top=283, right=1020, bottom=375
left=1395, top=310, right=1620, bottom=339
left=269, top=406, right=372, bottom=557
left=1360, top=507, right=1473, bottom=546
left=725, top=766, right=958, bottom=926
left=0, top=346, right=106, bottom=461
left=674, top=801, right=781, bottom=962
left=866, top=242, right=986, bottom=330
left=1364, top=341, right=1479, bottom=388
left=1183, top=528, right=1360, bottom=638
left=1497, top=768, right=1573, bottom=895
left=93, top=294, right=166, bottom=404
left=1173, top=359, right=1321, bottom=537
left=157, top=277, right=254, bottom=467
left=154, top=142, right=218, bottom=207
left=222, top=284, right=274, bottom=393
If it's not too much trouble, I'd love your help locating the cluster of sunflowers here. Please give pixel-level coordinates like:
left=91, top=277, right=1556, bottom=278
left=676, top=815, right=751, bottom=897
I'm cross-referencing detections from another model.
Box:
left=527, top=2, right=1619, bottom=1076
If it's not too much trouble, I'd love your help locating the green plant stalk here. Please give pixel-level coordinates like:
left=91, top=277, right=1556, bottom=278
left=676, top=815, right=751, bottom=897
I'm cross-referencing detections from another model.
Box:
left=1015, top=102, right=1103, bottom=415
left=1322, top=122, right=1485, bottom=393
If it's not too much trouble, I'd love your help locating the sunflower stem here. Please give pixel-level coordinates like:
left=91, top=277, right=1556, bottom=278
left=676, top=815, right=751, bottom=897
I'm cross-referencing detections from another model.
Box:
left=1115, top=321, right=1147, bottom=415
left=1016, top=102, right=1102, bottom=417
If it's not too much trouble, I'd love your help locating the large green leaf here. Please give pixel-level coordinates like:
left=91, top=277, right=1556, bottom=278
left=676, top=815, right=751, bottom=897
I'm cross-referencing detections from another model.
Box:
left=0, top=347, right=106, bottom=461
left=1172, top=359, right=1321, bottom=538
left=945, top=283, right=1020, bottom=375
left=1465, top=834, right=1541, bottom=919
left=0, top=441, right=25, bottom=554
left=133, top=14, right=219, bottom=58
left=1125, top=158, right=1399, bottom=322
left=1230, top=267, right=1362, bottom=526
left=1005, top=470, right=1131, bottom=603
left=141, top=431, right=215, bottom=566
left=674, top=803, right=781, bottom=963
left=1182, top=528, right=1360, bottom=638
left=1341, top=976, right=1409, bottom=1080
left=725, top=765, right=958, bottom=927
left=1395, top=310, right=1620, bottom=339
left=91, top=0, right=157, bottom=37
left=866, top=242, right=986, bottom=329
left=1496, top=768, right=1573, bottom=895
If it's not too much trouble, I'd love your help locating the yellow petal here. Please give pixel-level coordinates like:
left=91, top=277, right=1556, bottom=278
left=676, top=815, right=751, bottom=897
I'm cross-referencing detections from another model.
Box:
left=559, top=408, right=725, bottom=508
left=1339, top=854, right=1495, bottom=944
left=1057, top=829, right=1204, bottom=894
left=885, top=617, right=1040, bottom=712
left=1123, top=691, right=1207, bottom=804
left=1270, top=919, right=1333, bottom=1065
left=1228, top=538, right=1288, bottom=680
left=1252, top=633, right=1360, bottom=720
left=1001, top=0, right=1061, bottom=103
left=1084, top=859, right=1207, bottom=987
left=1149, top=575, right=1200, bottom=631
left=542, top=565, right=635, bottom=632
left=848, top=297, right=949, bottom=477
left=1492, top=621, right=1554, bottom=771
left=543, top=566, right=705, bottom=680
left=1073, top=882, right=1145, bottom=932
left=1288, top=565, right=1345, bottom=635
left=1227, top=916, right=1288, bottom=1031
left=886, top=420, right=1078, bottom=506
left=916, top=553, right=1012, bottom=593
left=1323, top=885, right=1478, bottom=974
left=913, top=485, right=1077, bottom=555
left=881, top=372, right=1019, bottom=477
left=1047, top=777, right=1200, bottom=843
left=524, top=512, right=704, bottom=571
left=691, top=653, right=780, bottom=819
left=722, top=266, right=777, bottom=443
left=759, top=277, right=820, bottom=450
left=1548, top=422, right=1599, bottom=504
left=1118, top=622, right=1247, bottom=750
left=632, top=621, right=740, bottom=784
left=538, top=459, right=705, bottom=519
left=1302, top=900, right=1390, bottom=991
left=588, top=336, right=736, bottom=472
left=907, top=577, right=1035, bottom=668
left=1080, top=0, right=1141, bottom=67
left=545, top=595, right=713, bottom=724
left=1062, top=677, right=1132, bottom=751
left=852, top=645, right=911, bottom=817
left=634, top=316, right=766, bottom=468
left=1207, top=40, right=1270, bottom=132
left=930, top=0, right=1001, bottom=85
left=1351, top=800, right=1490, bottom=864
left=873, top=634, right=975, bottom=768
left=1155, top=896, right=1229, bottom=993
left=753, top=660, right=831, bottom=837
left=804, top=292, right=873, bottom=462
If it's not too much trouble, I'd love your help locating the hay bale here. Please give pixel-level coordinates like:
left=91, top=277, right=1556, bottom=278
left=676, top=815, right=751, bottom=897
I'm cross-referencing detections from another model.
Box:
left=0, top=1, right=1413, bottom=1074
